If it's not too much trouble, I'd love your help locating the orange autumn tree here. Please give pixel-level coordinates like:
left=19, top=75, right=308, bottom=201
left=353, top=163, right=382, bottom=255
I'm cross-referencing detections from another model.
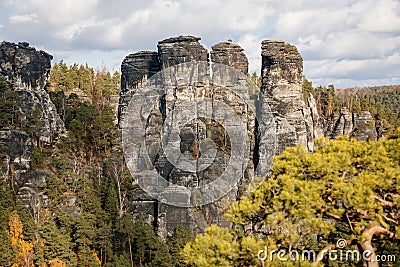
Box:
left=8, top=210, right=34, bottom=267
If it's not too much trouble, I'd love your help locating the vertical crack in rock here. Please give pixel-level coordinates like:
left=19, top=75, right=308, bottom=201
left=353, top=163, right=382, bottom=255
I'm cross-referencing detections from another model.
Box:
left=120, top=37, right=330, bottom=236
left=120, top=36, right=257, bottom=236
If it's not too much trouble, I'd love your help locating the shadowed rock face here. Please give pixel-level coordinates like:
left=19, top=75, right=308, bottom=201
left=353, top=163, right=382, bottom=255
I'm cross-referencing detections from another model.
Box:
left=0, top=41, right=65, bottom=211
left=324, top=107, right=378, bottom=141
left=119, top=51, right=161, bottom=127
left=210, top=41, right=248, bottom=74
left=0, top=41, right=52, bottom=89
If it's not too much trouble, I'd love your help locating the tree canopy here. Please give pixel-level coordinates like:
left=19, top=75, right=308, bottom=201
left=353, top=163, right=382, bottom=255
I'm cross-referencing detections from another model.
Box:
left=183, top=132, right=400, bottom=267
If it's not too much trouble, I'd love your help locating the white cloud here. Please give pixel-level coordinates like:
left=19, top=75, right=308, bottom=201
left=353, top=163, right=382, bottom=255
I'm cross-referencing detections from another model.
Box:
left=0, top=0, right=399, bottom=87
left=9, top=13, right=39, bottom=23
left=238, top=34, right=262, bottom=74
left=28, top=0, right=98, bottom=25
left=357, top=0, right=400, bottom=33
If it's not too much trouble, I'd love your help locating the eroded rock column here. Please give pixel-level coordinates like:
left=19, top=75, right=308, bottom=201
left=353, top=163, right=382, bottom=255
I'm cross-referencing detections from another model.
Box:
left=261, top=40, right=314, bottom=153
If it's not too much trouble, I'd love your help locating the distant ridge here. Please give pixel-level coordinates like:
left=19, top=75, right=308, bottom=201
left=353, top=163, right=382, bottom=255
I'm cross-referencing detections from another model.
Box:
left=335, top=85, right=400, bottom=96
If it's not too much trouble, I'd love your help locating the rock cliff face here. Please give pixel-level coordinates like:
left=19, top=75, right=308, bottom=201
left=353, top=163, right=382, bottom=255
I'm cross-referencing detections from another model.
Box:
left=120, top=36, right=245, bottom=236
left=119, top=51, right=161, bottom=127
left=0, top=41, right=64, bottom=209
left=324, top=107, right=378, bottom=141
left=119, top=36, right=313, bottom=236
left=210, top=41, right=248, bottom=74
left=260, top=40, right=320, bottom=154
left=0, top=42, right=64, bottom=145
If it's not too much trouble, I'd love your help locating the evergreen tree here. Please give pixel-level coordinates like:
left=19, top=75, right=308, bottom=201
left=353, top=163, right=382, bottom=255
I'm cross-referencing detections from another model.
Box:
left=0, top=76, right=19, bottom=128
left=72, top=213, right=101, bottom=267
left=0, top=179, right=18, bottom=266
left=167, top=226, right=194, bottom=267
left=37, top=219, right=76, bottom=266
left=183, top=132, right=400, bottom=266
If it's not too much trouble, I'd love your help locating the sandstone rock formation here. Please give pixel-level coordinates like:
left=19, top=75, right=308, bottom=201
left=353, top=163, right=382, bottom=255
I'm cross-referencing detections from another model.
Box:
left=324, top=107, right=378, bottom=141
left=0, top=41, right=64, bottom=210
left=0, top=41, right=64, bottom=145
left=120, top=36, right=251, bottom=236
left=210, top=41, right=248, bottom=74
left=260, top=40, right=320, bottom=154
left=119, top=51, right=161, bottom=127
left=119, top=36, right=316, bottom=236
left=353, top=111, right=378, bottom=141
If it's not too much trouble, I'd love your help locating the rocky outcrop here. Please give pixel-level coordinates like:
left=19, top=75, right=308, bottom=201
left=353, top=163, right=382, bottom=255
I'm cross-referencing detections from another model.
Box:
left=0, top=129, right=33, bottom=178
left=157, top=36, right=208, bottom=69
left=260, top=40, right=318, bottom=154
left=119, top=51, right=161, bottom=127
left=325, top=107, right=353, bottom=138
left=0, top=41, right=64, bottom=144
left=120, top=36, right=315, bottom=236
left=0, top=42, right=65, bottom=209
left=120, top=36, right=252, bottom=236
left=353, top=111, right=378, bottom=141
left=210, top=41, right=248, bottom=74
left=324, top=108, right=378, bottom=141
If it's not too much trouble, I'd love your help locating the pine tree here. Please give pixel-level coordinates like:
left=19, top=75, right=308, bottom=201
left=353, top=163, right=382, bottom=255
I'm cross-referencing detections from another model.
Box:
left=73, top=214, right=101, bottom=267
left=0, top=179, right=18, bottom=266
left=0, top=76, right=19, bottom=128
left=183, top=132, right=400, bottom=266
left=167, top=226, right=194, bottom=267
left=38, top=219, right=77, bottom=266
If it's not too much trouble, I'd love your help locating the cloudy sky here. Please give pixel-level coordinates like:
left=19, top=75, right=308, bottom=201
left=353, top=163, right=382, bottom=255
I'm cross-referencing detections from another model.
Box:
left=1, top=0, right=399, bottom=88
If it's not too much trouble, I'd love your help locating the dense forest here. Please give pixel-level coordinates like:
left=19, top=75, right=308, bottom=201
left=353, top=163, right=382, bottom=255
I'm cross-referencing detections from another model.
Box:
left=0, top=64, right=399, bottom=267
left=1, top=63, right=193, bottom=267
left=303, top=80, right=400, bottom=131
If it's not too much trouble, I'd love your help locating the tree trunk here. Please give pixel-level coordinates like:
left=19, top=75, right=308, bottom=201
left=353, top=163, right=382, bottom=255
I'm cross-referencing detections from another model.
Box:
left=128, top=233, right=134, bottom=267
left=360, top=225, right=394, bottom=267
left=313, top=225, right=395, bottom=267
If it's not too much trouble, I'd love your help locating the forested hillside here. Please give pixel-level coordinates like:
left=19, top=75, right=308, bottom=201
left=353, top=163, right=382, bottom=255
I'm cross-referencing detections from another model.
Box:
left=303, top=81, right=400, bottom=136
left=0, top=62, right=193, bottom=267
left=336, top=85, right=400, bottom=126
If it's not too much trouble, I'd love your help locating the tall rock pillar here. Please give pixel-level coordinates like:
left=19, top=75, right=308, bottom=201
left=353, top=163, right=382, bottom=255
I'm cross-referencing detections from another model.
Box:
left=261, top=40, right=314, bottom=153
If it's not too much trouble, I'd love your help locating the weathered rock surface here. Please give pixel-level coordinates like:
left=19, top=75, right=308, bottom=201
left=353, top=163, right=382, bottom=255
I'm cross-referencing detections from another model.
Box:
left=0, top=41, right=65, bottom=209
left=0, top=41, right=65, bottom=144
left=210, top=41, right=248, bottom=74
left=353, top=111, right=378, bottom=141
left=0, top=129, right=34, bottom=179
left=325, top=107, right=353, bottom=138
left=119, top=51, right=161, bottom=127
left=260, top=40, right=318, bottom=154
left=157, top=36, right=208, bottom=69
left=324, top=107, right=378, bottom=141
left=120, top=36, right=309, bottom=236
